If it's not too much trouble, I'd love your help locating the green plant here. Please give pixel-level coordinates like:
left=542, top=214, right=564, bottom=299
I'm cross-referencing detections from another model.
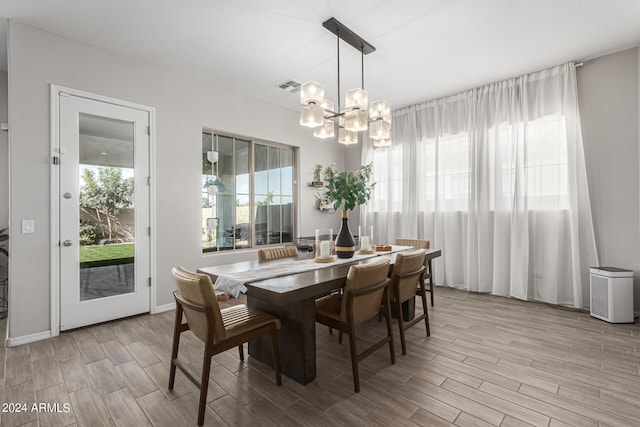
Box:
left=313, top=164, right=323, bottom=182
left=79, top=221, right=98, bottom=246
left=79, top=167, right=133, bottom=241
left=256, top=192, right=274, bottom=206
left=322, top=163, right=375, bottom=212
left=203, top=177, right=225, bottom=192
left=0, top=227, right=8, bottom=258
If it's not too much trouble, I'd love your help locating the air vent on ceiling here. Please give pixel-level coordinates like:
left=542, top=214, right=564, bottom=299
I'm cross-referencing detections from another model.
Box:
left=277, top=79, right=301, bottom=94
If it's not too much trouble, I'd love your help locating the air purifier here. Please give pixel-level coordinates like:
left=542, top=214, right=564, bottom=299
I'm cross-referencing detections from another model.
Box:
left=590, top=267, right=633, bottom=323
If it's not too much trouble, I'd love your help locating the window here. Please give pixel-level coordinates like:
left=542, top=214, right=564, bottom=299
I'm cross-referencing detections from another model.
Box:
left=370, top=145, right=403, bottom=212
left=489, top=114, right=569, bottom=210
left=202, top=132, right=296, bottom=252
left=407, top=115, right=567, bottom=213
left=419, top=132, right=471, bottom=212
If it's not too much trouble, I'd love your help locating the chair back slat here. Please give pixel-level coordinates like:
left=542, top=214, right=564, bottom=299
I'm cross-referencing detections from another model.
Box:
left=391, top=250, right=426, bottom=302
left=395, top=238, right=430, bottom=250
left=171, top=267, right=225, bottom=343
left=341, top=259, right=390, bottom=323
left=258, top=246, right=298, bottom=262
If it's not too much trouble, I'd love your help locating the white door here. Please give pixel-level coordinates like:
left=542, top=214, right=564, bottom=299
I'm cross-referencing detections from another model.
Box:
left=59, top=94, right=150, bottom=330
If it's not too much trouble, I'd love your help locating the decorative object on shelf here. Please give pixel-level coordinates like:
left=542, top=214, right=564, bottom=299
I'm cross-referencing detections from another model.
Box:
left=322, top=163, right=375, bottom=258
left=311, top=164, right=324, bottom=186
left=299, top=18, right=391, bottom=147
left=358, top=225, right=374, bottom=254
left=315, top=195, right=334, bottom=213
left=315, top=228, right=334, bottom=263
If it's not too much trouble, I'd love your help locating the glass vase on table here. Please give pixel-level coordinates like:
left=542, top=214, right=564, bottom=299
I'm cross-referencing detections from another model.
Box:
left=358, top=225, right=374, bottom=254
left=315, top=228, right=334, bottom=263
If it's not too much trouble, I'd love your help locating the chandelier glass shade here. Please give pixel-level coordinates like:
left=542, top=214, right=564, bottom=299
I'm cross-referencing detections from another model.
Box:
left=299, top=18, right=391, bottom=147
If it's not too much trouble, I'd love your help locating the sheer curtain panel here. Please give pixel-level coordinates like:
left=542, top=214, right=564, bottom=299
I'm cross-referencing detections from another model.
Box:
left=362, top=63, right=598, bottom=308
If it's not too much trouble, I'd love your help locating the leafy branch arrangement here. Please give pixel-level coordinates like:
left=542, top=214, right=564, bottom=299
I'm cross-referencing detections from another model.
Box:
left=203, top=177, right=225, bottom=192
left=322, top=163, right=375, bottom=212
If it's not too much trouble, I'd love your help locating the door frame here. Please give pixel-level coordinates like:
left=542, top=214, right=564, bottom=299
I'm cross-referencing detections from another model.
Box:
left=50, top=84, right=157, bottom=337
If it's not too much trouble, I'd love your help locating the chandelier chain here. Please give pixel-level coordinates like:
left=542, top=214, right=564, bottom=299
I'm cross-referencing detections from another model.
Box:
left=361, top=45, right=365, bottom=90
left=337, top=30, right=341, bottom=114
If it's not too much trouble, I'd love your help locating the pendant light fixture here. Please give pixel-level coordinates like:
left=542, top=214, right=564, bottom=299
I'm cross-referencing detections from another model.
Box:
left=299, top=18, right=391, bottom=147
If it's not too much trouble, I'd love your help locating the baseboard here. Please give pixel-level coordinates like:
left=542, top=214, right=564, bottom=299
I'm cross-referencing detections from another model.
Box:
left=154, top=302, right=176, bottom=313
left=5, top=330, right=52, bottom=347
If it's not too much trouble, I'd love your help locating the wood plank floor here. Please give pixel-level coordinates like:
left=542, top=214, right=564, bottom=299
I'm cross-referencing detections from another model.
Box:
left=2, top=287, right=640, bottom=426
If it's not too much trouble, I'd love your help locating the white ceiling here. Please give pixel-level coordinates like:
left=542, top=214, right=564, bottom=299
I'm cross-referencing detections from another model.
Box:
left=0, top=0, right=639, bottom=110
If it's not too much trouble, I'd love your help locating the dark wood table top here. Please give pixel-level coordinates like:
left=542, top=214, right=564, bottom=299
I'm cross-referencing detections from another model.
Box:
left=199, top=248, right=442, bottom=306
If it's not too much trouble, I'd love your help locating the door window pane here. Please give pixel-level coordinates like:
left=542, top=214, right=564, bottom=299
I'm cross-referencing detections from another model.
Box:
left=78, top=114, right=135, bottom=301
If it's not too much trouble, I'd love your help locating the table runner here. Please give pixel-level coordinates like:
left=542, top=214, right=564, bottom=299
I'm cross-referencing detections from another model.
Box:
left=214, top=245, right=414, bottom=298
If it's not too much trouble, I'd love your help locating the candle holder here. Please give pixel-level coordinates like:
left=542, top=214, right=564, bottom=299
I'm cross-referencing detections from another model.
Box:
left=315, top=228, right=334, bottom=263
left=358, top=225, right=374, bottom=254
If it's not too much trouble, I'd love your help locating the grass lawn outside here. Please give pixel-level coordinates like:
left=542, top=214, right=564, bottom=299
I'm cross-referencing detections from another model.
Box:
left=80, top=242, right=135, bottom=263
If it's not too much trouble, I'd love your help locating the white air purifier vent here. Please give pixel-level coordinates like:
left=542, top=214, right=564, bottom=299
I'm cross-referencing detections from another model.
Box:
left=590, top=267, right=633, bottom=323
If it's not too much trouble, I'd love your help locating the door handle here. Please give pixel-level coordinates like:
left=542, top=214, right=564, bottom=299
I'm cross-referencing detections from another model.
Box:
left=63, top=240, right=73, bottom=247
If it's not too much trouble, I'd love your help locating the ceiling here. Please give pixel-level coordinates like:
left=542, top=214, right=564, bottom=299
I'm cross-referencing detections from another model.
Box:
left=0, top=1, right=639, bottom=111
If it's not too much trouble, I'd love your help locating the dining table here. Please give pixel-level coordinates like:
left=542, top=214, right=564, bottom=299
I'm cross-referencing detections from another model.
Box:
left=198, top=247, right=442, bottom=384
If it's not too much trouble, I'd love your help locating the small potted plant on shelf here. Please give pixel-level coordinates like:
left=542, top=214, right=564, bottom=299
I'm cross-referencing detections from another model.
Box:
left=322, top=163, right=375, bottom=258
left=311, top=164, right=324, bottom=187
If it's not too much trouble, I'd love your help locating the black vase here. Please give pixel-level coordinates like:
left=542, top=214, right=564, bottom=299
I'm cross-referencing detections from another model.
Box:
left=335, top=212, right=355, bottom=259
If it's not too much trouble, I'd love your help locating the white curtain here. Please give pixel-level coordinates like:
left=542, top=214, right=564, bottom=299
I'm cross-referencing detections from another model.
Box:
left=362, top=63, right=598, bottom=308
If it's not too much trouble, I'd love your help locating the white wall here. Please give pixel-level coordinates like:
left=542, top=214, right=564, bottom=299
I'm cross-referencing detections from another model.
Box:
left=0, top=71, right=7, bottom=228
left=7, top=22, right=346, bottom=340
left=577, top=48, right=640, bottom=310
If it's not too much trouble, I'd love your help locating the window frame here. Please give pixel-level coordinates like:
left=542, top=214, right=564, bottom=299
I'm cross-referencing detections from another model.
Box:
left=201, top=129, right=298, bottom=253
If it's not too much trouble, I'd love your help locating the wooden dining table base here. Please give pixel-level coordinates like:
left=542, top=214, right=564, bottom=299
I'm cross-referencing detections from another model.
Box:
left=247, top=295, right=415, bottom=384
left=247, top=295, right=317, bottom=384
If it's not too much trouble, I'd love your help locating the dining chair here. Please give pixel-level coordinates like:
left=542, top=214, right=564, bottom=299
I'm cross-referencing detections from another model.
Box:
left=257, top=245, right=298, bottom=262
left=169, top=266, right=282, bottom=426
left=395, top=238, right=435, bottom=306
left=384, top=249, right=429, bottom=355
left=315, top=258, right=395, bottom=392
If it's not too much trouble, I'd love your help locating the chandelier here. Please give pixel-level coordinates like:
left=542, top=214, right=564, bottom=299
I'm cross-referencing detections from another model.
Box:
left=299, top=18, right=391, bottom=147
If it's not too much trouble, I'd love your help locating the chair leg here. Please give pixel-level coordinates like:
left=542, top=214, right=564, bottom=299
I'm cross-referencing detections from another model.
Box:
left=168, top=306, right=182, bottom=390
left=420, top=285, right=431, bottom=337
left=329, top=326, right=333, bottom=335
left=238, top=344, right=244, bottom=361
left=428, top=260, right=435, bottom=306
left=347, top=327, right=360, bottom=392
left=383, top=291, right=396, bottom=365
left=429, top=279, right=434, bottom=307
left=396, top=298, right=407, bottom=355
left=271, top=330, right=282, bottom=386
left=197, top=348, right=213, bottom=426
left=338, top=331, right=343, bottom=344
